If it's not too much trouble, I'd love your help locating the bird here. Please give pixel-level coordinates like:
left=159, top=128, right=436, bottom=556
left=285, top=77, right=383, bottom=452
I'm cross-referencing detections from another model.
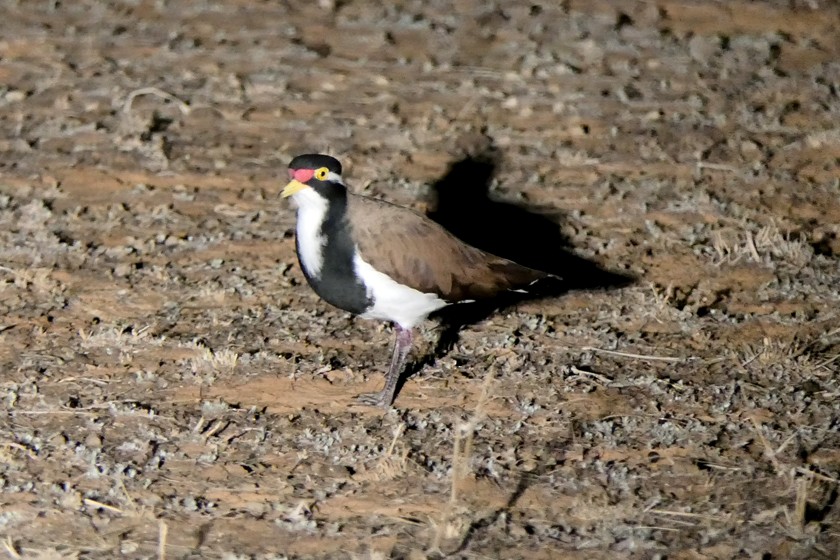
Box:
left=282, top=153, right=548, bottom=408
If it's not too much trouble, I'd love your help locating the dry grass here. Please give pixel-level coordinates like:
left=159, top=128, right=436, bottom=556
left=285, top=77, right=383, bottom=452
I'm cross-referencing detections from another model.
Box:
left=0, top=266, right=60, bottom=292
left=710, top=223, right=813, bottom=268
left=428, top=367, right=497, bottom=555
left=186, top=342, right=240, bottom=375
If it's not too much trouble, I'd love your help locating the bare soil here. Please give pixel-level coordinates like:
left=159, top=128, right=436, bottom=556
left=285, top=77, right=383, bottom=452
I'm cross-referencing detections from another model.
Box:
left=1, top=1, right=839, bottom=559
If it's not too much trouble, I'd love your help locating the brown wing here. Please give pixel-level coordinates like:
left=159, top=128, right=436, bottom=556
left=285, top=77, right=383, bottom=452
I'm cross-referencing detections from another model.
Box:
left=346, top=194, right=546, bottom=302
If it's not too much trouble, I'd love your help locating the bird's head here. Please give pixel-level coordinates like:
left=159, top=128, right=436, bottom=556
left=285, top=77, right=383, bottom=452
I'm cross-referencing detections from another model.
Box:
left=282, top=154, right=346, bottom=203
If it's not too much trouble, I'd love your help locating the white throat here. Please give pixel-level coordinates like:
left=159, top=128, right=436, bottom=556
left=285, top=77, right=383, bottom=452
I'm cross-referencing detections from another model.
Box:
left=290, top=188, right=329, bottom=277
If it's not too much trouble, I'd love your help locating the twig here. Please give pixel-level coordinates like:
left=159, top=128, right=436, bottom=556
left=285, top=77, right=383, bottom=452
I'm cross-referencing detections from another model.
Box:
left=795, top=467, right=839, bottom=484
left=12, top=399, right=153, bottom=414
left=816, top=326, right=840, bottom=340
left=647, top=508, right=725, bottom=521
left=740, top=347, right=765, bottom=368
left=83, top=498, right=124, bottom=515
left=569, top=365, right=613, bottom=385
left=632, top=525, right=683, bottom=532
left=793, top=477, right=808, bottom=532
left=56, top=377, right=109, bottom=386
left=582, top=347, right=683, bottom=363
left=2, top=536, right=21, bottom=559
left=774, top=430, right=798, bottom=456
left=385, top=423, right=405, bottom=458
left=814, top=352, right=840, bottom=369
left=118, top=477, right=138, bottom=513
left=123, top=87, right=191, bottom=116
left=693, top=461, right=742, bottom=472
left=202, top=419, right=228, bottom=441
left=744, top=230, right=761, bottom=262
left=12, top=410, right=98, bottom=416
left=749, top=418, right=783, bottom=473
left=695, top=162, right=742, bottom=174
left=158, top=519, right=168, bottom=560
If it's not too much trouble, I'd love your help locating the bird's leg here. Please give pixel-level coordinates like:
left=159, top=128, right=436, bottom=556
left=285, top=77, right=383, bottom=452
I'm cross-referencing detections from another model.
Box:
left=357, top=325, right=413, bottom=408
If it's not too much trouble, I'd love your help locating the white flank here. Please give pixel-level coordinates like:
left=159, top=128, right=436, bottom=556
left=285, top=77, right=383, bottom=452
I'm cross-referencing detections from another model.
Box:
left=290, top=187, right=329, bottom=277
left=354, top=253, right=448, bottom=328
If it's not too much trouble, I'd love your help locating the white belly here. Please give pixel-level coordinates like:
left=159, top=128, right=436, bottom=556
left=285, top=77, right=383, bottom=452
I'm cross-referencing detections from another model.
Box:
left=354, top=253, right=448, bottom=328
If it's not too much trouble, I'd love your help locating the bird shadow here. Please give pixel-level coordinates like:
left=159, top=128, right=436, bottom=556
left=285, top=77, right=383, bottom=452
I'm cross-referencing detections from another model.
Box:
left=394, top=138, right=635, bottom=396
left=426, top=141, right=633, bottom=291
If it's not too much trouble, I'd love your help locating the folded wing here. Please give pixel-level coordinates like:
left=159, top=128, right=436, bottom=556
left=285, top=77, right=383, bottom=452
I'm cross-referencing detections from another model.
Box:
left=347, top=194, right=546, bottom=302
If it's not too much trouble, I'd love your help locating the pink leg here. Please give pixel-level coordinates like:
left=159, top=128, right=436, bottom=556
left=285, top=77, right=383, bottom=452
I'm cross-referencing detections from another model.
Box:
left=358, top=325, right=413, bottom=408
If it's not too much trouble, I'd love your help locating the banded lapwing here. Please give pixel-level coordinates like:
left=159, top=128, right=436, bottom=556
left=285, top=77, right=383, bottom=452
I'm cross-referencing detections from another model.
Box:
left=282, top=154, right=548, bottom=408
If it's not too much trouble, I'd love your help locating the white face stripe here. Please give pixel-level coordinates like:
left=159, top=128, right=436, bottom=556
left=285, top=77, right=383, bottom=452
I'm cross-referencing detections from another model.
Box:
left=290, top=187, right=329, bottom=278
left=353, top=252, right=448, bottom=328
left=287, top=169, right=343, bottom=278
left=326, top=170, right=343, bottom=183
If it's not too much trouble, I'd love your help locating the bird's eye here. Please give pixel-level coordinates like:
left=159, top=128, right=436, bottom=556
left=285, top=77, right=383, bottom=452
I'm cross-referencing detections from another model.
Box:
left=314, top=167, right=329, bottom=180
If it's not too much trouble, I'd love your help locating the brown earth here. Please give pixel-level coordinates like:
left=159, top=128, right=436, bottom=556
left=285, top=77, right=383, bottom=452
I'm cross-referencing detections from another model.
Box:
left=1, top=1, right=839, bottom=559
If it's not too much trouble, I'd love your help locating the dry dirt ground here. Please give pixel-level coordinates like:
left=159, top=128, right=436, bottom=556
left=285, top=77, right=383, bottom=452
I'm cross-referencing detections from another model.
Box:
left=1, top=1, right=839, bottom=559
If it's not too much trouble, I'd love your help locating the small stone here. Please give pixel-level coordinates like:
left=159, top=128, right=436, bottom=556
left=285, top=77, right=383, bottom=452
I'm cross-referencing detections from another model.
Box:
left=4, top=90, right=26, bottom=102
left=48, top=433, right=67, bottom=447
left=113, top=263, right=131, bottom=277
left=84, top=433, right=102, bottom=448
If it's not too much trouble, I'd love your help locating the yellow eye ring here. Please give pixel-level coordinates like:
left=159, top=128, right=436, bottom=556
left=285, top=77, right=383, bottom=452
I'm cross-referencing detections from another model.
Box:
left=314, top=167, right=329, bottom=180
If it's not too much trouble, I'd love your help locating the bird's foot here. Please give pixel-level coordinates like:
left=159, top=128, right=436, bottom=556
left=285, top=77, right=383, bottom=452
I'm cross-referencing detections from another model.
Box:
left=356, top=390, right=393, bottom=409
